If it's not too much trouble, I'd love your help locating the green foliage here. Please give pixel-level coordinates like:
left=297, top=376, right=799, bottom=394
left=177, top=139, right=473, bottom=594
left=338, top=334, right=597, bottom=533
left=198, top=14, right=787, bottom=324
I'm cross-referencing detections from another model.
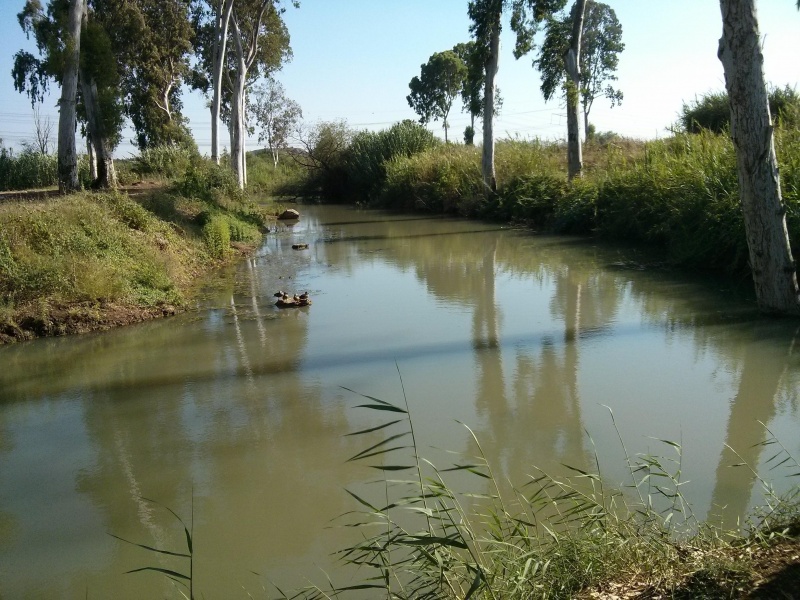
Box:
left=492, top=172, right=567, bottom=224
left=14, top=1, right=125, bottom=153
left=681, top=85, right=800, bottom=133
left=202, top=214, right=231, bottom=259
left=290, top=120, right=354, bottom=200
left=345, top=120, right=441, bottom=203
left=0, top=147, right=57, bottom=191
left=246, top=149, right=307, bottom=197
left=594, top=132, right=747, bottom=270
left=295, top=389, right=800, bottom=600
left=92, top=0, right=194, bottom=150
left=132, top=144, right=196, bottom=179
left=407, top=50, right=468, bottom=142
left=531, top=1, right=624, bottom=126
left=0, top=193, right=186, bottom=307
left=452, top=41, right=486, bottom=122
left=383, top=145, right=484, bottom=213
left=248, top=78, right=303, bottom=167
left=0, top=144, right=95, bottom=191
left=174, top=159, right=243, bottom=204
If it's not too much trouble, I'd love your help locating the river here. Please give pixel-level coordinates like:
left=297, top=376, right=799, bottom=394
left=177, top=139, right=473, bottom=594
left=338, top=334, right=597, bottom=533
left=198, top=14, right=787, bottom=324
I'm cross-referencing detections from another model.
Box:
left=1, top=203, right=798, bottom=598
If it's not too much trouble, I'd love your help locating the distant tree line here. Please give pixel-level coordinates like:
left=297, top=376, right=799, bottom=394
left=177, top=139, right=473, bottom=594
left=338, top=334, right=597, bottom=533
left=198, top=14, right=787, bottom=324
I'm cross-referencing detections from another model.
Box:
left=12, top=0, right=298, bottom=192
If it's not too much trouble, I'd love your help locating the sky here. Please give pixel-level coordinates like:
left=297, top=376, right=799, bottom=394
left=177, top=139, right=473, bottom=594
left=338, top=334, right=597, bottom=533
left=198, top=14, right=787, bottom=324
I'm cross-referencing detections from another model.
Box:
left=0, top=0, right=798, bottom=157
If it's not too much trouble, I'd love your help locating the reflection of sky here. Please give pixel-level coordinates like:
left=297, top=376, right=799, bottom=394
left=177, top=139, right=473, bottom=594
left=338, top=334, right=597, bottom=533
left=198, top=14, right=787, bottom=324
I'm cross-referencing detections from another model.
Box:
left=2, top=204, right=800, bottom=597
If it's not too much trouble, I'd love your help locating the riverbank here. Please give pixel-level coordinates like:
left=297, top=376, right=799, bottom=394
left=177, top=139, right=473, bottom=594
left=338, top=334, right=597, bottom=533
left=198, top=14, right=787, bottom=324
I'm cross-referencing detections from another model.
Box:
left=0, top=166, right=277, bottom=344
left=299, top=122, right=800, bottom=278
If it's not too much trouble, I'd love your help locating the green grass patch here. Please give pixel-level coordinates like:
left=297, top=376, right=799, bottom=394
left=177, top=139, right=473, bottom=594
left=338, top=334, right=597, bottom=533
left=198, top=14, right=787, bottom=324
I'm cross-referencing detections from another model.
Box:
left=0, top=158, right=272, bottom=341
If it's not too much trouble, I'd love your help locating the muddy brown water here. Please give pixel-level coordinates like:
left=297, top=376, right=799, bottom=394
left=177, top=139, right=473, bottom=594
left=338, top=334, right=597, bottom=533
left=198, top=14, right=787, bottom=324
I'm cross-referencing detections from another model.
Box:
left=1, top=204, right=798, bottom=598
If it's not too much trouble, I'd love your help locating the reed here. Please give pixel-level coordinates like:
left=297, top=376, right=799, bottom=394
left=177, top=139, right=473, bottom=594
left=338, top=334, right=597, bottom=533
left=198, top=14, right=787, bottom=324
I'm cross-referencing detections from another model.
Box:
left=280, top=389, right=800, bottom=600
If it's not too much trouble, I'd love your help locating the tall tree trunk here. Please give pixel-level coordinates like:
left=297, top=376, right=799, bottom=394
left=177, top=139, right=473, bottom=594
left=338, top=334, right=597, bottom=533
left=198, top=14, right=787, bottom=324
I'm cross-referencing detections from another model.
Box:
left=564, top=0, right=587, bottom=180
left=230, top=18, right=247, bottom=190
left=80, top=9, right=116, bottom=192
left=211, top=0, right=234, bottom=165
left=481, top=7, right=500, bottom=194
left=57, top=0, right=84, bottom=193
left=80, top=78, right=116, bottom=188
left=718, top=0, right=800, bottom=314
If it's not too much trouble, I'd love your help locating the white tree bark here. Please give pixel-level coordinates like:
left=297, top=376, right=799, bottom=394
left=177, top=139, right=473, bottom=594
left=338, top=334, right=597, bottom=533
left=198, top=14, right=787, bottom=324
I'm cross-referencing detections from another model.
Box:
left=87, top=135, right=97, bottom=181
left=718, top=0, right=800, bottom=314
left=565, top=0, right=586, bottom=180
left=211, top=0, right=234, bottom=165
left=57, top=0, right=84, bottom=193
left=230, top=17, right=248, bottom=189
left=481, top=10, right=500, bottom=194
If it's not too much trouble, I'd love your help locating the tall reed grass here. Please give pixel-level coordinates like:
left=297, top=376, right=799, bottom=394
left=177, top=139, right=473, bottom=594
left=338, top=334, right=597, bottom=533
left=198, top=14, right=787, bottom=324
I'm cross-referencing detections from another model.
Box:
left=287, top=122, right=800, bottom=275
left=282, top=388, right=800, bottom=600
left=0, top=147, right=93, bottom=191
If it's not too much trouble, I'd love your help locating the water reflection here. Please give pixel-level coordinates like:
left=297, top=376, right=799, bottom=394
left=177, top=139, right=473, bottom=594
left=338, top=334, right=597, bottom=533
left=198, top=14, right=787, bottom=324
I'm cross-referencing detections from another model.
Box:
left=710, top=325, right=800, bottom=531
left=0, top=204, right=799, bottom=598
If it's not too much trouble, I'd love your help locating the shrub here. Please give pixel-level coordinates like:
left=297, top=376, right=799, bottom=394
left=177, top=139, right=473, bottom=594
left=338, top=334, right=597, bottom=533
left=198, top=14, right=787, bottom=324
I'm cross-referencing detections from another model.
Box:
left=202, top=214, right=231, bottom=259
left=132, top=144, right=196, bottom=179
left=0, top=147, right=57, bottom=191
left=383, top=145, right=482, bottom=214
left=345, top=120, right=440, bottom=203
left=174, top=160, right=243, bottom=205
left=680, top=85, right=800, bottom=133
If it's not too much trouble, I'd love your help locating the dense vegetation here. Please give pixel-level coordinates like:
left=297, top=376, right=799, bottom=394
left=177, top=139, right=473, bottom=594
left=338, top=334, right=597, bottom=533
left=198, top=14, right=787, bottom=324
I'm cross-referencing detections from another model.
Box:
left=288, top=109, right=800, bottom=277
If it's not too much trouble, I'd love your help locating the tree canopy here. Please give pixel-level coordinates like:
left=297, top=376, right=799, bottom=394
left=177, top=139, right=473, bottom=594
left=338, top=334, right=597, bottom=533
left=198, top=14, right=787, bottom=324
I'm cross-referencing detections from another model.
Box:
left=407, top=50, right=468, bottom=143
left=533, top=0, right=624, bottom=133
left=248, top=77, right=302, bottom=167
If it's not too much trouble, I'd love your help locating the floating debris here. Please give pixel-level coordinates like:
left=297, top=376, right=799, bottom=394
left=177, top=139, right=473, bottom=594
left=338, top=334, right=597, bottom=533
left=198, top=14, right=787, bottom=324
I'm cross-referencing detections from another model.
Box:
left=275, top=291, right=311, bottom=308
left=291, top=243, right=309, bottom=250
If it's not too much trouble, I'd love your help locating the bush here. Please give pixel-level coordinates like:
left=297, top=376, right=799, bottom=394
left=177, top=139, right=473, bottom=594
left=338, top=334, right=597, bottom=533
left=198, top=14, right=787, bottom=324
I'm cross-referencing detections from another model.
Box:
left=174, top=160, right=243, bottom=205
left=132, top=144, right=196, bottom=179
left=680, top=85, right=800, bottom=133
left=202, top=215, right=231, bottom=259
left=0, top=147, right=57, bottom=191
left=345, top=120, right=440, bottom=203
left=492, top=172, right=567, bottom=225
left=383, top=145, right=483, bottom=214
left=246, top=150, right=307, bottom=196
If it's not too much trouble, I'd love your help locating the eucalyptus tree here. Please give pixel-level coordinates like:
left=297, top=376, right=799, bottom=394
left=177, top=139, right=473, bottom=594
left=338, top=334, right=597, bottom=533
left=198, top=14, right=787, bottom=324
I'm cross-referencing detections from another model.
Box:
left=468, top=0, right=503, bottom=192
left=192, top=0, right=294, bottom=188
left=14, top=0, right=122, bottom=190
left=534, top=1, right=623, bottom=135
left=452, top=40, right=502, bottom=145
left=468, top=0, right=565, bottom=191
left=407, top=50, right=467, bottom=143
left=190, top=0, right=234, bottom=164
left=717, top=0, right=800, bottom=314
left=93, top=0, right=195, bottom=150
left=511, top=0, right=588, bottom=179
left=248, top=77, right=302, bottom=167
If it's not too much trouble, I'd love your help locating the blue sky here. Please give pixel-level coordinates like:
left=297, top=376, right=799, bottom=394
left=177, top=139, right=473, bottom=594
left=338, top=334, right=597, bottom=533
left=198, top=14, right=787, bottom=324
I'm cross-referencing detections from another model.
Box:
left=1, top=0, right=798, bottom=156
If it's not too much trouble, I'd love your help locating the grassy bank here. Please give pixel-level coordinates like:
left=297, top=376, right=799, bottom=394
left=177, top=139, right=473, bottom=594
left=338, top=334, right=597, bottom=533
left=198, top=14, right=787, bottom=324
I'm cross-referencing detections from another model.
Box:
left=0, top=158, right=274, bottom=343
left=294, top=122, right=800, bottom=277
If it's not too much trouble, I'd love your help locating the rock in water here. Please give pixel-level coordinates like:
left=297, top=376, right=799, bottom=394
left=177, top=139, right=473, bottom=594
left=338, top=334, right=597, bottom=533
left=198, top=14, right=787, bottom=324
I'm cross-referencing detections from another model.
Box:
left=278, top=209, right=300, bottom=220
